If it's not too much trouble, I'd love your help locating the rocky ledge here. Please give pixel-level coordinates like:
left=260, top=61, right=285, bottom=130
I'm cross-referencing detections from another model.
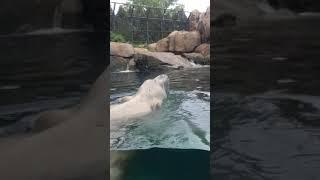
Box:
left=110, top=41, right=210, bottom=72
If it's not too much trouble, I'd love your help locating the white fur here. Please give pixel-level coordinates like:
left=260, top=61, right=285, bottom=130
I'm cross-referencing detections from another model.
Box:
left=0, top=68, right=108, bottom=179
left=110, top=74, right=169, bottom=124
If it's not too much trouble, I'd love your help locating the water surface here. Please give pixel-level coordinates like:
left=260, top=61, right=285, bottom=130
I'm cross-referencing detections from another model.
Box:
left=212, top=18, right=320, bottom=180
left=111, top=67, right=210, bottom=150
left=111, top=67, right=210, bottom=179
left=0, top=32, right=104, bottom=136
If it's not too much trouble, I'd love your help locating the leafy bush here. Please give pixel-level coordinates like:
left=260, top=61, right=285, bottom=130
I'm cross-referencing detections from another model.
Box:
left=111, top=32, right=126, bottom=42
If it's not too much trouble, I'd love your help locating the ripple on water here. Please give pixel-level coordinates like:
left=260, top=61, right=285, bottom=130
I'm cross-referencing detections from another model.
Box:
left=110, top=90, right=210, bottom=151
left=213, top=92, right=320, bottom=179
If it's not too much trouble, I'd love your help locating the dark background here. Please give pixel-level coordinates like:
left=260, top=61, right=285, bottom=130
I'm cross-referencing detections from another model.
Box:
left=0, top=0, right=108, bottom=179
left=211, top=0, right=320, bottom=180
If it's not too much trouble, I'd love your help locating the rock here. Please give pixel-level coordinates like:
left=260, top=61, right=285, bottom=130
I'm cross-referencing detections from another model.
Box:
left=134, top=50, right=193, bottom=71
left=148, top=43, right=157, bottom=52
left=189, top=10, right=201, bottom=31
left=134, top=53, right=167, bottom=71
left=182, top=53, right=210, bottom=65
left=134, top=48, right=149, bottom=54
left=188, top=7, right=210, bottom=43
left=134, top=47, right=149, bottom=55
left=155, top=37, right=169, bottom=52
left=195, top=43, right=210, bottom=56
left=110, top=42, right=134, bottom=58
left=177, top=31, right=201, bottom=52
left=173, top=31, right=186, bottom=52
left=198, top=7, right=210, bottom=42
left=152, top=31, right=200, bottom=53
left=128, top=58, right=136, bottom=67
left=110, top=56, right=129, bottom=72
left=170, top=31, right=201, bottom=53
left=168, top=31, right=178, bottom=52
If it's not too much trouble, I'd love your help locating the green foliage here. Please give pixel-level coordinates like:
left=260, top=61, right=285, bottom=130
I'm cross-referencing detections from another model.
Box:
left=111, top=32, right=126, bottom=42
left=117, top=6, right=128, bottom=18
left=127, top=0, right=178, bottom=9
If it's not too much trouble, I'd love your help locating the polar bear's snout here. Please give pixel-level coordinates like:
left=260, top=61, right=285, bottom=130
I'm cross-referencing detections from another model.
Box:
left=154, top=74, right=169, bottom=94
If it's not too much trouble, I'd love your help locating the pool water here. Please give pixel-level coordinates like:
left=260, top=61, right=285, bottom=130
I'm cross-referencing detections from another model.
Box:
left=111, top=67, right=210, bottom=179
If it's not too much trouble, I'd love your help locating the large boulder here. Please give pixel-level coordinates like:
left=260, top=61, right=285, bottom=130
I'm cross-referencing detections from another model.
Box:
left=134, top=48, right=150, bottom=54
left=134, top=53, right=167, bottom=71
left=195, top=43, right=210, bottom=56
left=110, top=56, right=129, bottom=72
left=134, top=50, right=194, bottom=70
left=168, top=31, right=178, bottom=52
left=189, top=10, right=201, bottom=31
left=169, top=31, right=201, bottom=53
left=188, top=7, right=210, bottom=43
left=182, top=53, right=210, bottom=65
left=155, top=38, right=169, bottom=52
left=174, top=31, right=201, bottom=52
left=110, top=42, right=134, bottom=58
left=198, top=7, right=210, bottom=42
left=147, top=43, right=157, bottom=52
left=151, top=31, right=200, bottom=53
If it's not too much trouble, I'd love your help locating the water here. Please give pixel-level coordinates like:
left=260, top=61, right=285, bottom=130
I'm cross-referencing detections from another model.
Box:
left=212, top=18, right=320, bottom=179
left=111, top=67, right=210, bottom=179
left=0, top=32, right=105, bottom=136
left=112, top=148, right=210, bottom=180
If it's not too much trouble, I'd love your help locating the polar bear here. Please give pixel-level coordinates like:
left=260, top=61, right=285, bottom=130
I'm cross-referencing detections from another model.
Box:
left=110, top=74, right=169, bottom=180
left=110, top=74, right=169, bottom=123
left=32, top=108, right=78, bottom=133
left=0, top=67, right=108, bottom=179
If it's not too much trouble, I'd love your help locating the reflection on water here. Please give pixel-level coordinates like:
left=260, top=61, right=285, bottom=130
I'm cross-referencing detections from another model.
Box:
left=212, top=18, right=320, bottom=180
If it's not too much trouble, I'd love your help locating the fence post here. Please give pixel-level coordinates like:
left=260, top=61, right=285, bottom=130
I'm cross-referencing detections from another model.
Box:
left=112, top=2, right=116, bottom=31
left=130, top=5, right=134, bottom=43
left=161, top=8, right=165, bottom=39
left=146, top=8, right=149, bottom=44
left=172, top=10, right=175, bottom=31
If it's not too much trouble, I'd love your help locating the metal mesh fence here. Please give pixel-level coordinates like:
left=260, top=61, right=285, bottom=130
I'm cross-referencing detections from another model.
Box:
left=110, top=2, right=191, bottom=44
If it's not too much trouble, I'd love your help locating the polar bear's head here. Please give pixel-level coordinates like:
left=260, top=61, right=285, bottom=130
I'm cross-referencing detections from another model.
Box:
left=153, top=74, right=169, bottom=94
left=136, top=74, right=169, bottom=107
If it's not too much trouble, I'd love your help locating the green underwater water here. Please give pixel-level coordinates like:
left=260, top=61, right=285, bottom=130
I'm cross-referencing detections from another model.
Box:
left=113, top=148, right=210, bottom=180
